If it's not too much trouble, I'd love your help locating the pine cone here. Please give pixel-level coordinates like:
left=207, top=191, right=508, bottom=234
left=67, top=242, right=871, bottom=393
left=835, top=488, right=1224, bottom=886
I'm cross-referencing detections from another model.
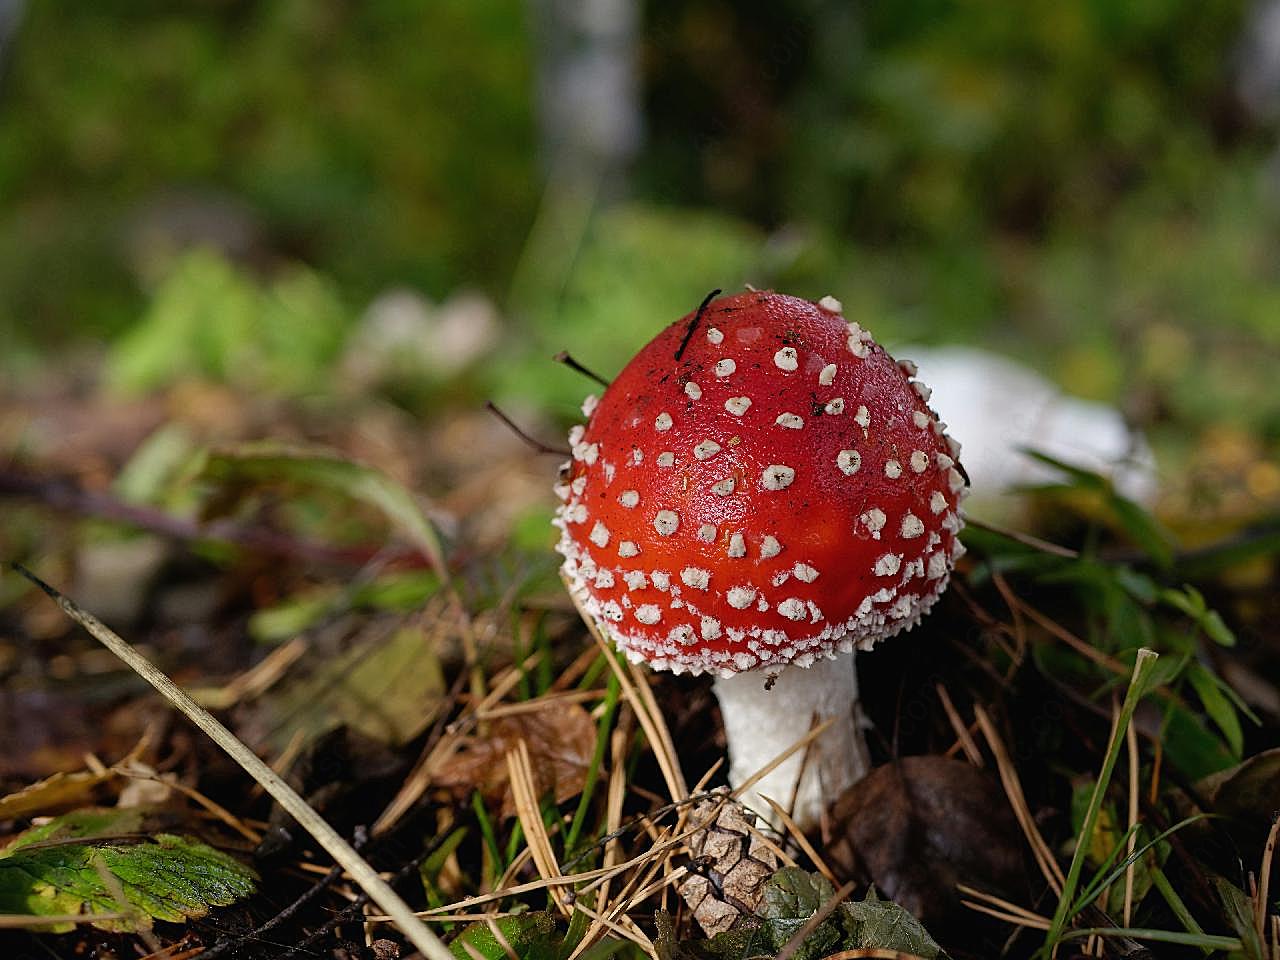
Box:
left=678, top=791, right=780, bottom=936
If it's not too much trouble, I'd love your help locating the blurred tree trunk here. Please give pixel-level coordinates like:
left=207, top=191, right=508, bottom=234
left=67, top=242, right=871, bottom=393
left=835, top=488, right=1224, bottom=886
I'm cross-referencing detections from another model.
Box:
left=0, top=0, right=23, bottom=86
left=527, top=0, right=642, bottom=196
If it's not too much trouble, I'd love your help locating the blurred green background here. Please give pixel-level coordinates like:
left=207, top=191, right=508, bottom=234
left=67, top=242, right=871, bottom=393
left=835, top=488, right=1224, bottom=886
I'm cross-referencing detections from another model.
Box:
left=2, top=0, right=1278, bottom=518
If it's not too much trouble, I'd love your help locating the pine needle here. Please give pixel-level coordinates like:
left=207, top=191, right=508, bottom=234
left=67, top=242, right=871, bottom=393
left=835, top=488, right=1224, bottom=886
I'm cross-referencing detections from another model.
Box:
left=935, top=683, right=983, bottom=766
left=975, top=703, right=1065, bottom=895
left=506, top=739, right=572, bottom=917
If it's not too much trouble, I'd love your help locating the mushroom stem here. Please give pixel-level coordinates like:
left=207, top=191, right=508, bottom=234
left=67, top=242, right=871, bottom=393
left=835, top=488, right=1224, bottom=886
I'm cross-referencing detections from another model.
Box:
left=712, top=653, right=870, bottom=829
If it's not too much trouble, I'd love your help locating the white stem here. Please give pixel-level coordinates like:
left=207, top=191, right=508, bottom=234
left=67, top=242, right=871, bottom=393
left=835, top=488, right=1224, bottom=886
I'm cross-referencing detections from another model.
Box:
left=712, top=653, right=869, bottom=830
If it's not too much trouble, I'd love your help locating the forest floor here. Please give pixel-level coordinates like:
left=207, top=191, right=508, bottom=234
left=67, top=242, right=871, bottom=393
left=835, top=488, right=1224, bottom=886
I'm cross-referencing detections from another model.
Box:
left=1, top=363, right=1277, bottom=960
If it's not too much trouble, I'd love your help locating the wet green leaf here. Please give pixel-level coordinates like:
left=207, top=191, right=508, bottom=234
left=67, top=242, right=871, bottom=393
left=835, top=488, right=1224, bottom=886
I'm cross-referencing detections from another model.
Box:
left=0, top=810, right=255, bottom=933
left=836, top=891, right=943, bottom=959
left=759, top=866, right=833, bottom=920
left=448, top=910, right=559, bottom=960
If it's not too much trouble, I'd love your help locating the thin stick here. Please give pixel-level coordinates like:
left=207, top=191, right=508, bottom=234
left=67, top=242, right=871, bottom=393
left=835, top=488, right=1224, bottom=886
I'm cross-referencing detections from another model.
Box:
left=374, top=653, right=538, bottom=835
left=964, top=515, right=1080, bottom=559
left=10, top=563, right=452, bottom=960
left=190, top=636, right=308, bottom=710
left=484, top=401, right=571, bottom=456
left=739, top=816, right=799, bottom=870
left=0, top=471, right=427, bottom=571
left=397, top=813, right=718, bottom=918
left=571, top=902, right=654, bottom=952
left=569, top=727, right=632, bottom=960
left=1013, top=595, right=1130, bottom=677
left=674, top=289, right=722, bottom=361
left=553, top=350, right=612, bottom=388
left=477, top=688, right=605, bottom=719
left=115, top=761, right=261, bottom=843
left=991, top=572, right=1029, bottom=672
left=960, top=899, right=1052, bottom=931
left=91, top=852, right=162, bottom=955
left=480, top=917, right=519, bottom=960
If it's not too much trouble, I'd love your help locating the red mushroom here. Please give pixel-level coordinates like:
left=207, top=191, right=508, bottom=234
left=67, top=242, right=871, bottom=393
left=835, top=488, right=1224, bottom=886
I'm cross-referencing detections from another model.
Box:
left=554, top=290, right=967, bottom=827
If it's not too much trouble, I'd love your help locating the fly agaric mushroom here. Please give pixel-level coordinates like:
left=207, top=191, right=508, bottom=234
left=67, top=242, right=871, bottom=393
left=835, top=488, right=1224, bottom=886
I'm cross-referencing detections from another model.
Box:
left=553, top=290, right=967, bottom=827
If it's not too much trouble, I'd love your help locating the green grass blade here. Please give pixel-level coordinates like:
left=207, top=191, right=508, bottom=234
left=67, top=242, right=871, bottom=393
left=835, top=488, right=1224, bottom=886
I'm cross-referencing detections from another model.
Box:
left=564, top=672, right=621, bottom=855
left=1044, top=647, right=1161, bottom=954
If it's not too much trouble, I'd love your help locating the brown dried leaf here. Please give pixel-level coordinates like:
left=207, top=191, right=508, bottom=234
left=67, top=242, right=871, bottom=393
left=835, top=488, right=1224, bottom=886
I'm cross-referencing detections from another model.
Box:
left=1192, top=747, right=1280, bottom=848
left=0, top=769, right=115, bottom=821
left=238, top=623, right=446, bottom=754
left=432, top=705, right=595, bottom=818
left=826, top=756, right=1024, bottom=926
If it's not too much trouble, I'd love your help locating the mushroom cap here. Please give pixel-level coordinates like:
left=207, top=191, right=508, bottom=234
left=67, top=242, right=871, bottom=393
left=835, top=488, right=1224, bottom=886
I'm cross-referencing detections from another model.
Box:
left=554, top=291, right=967, bottom=677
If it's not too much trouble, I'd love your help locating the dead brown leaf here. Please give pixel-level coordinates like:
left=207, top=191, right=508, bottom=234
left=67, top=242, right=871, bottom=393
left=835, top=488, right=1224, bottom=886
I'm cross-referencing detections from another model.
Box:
left=826, top=755, right=1024, bottom=926
left=0, top=769, right=116, bottom=821
left=433, top=704, right=596, bottom=818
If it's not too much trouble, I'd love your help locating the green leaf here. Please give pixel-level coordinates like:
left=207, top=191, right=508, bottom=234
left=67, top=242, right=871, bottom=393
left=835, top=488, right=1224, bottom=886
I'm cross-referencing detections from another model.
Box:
left=448, top=911, right=559, bottom=960
left=248, top=587, right=342, bottom=643
left=759, top=866, right=834, bottom=920
left=1162, top=702, right=1238, bottom=781
left=837, top=892, right=943, bottom=959
left=199, top=444, right=449, bottom=576
left=106, top=250, right=258, bottom=394
left=1143, top=651, right=1190, bottom=691
left=1213, top=876, right=1265, bottom=960
left=758, top=870, right=941, bottom=960
left=1020, top=450, right=1176, bottom=566
left=1114, top=566, right=1160, bottom=604
left=1109, top=495, right=1175, bottom=569
left=1186, top=663, right=1244, bottom=758
left=0, top=811, right=256, bottom=933
left=1020, top=450, right=1109, bottom=490
left=248, top=571, right=441, bottom=643
left=1175, top=526, right=1280, bottom=579
left=1157, top=585, right=1236, bottom=647
left=1045, top=649, right=1162, bottom=952
left=1199, top=610, right=1237, bottom=648
left=105, top=251, right=348, bottom=396
left=573, top=938, right=636, bottom=960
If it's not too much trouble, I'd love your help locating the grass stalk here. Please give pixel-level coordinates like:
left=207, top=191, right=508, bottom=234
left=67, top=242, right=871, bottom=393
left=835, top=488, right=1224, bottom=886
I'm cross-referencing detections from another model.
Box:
left=1044, top=647, right=1160, bottom=955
